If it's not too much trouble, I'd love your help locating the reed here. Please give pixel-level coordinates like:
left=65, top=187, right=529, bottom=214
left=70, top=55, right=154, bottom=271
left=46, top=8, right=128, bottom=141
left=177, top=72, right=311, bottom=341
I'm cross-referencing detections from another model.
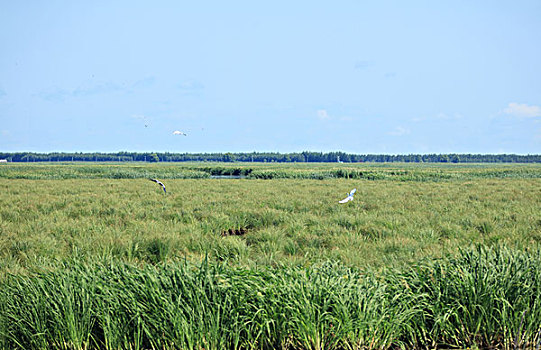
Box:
left=0, top=163, right=540, bottom=348
left=1, top=246, right=540, bottom=349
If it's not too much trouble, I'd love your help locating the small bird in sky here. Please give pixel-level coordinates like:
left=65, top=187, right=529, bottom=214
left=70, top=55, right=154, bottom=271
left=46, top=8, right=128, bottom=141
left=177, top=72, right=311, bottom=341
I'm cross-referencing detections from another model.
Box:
left=149, top=178, right=166, bottom=194
left=339, top=188, right=356, bottom=203
left=173, top=130, right=187, bottom=136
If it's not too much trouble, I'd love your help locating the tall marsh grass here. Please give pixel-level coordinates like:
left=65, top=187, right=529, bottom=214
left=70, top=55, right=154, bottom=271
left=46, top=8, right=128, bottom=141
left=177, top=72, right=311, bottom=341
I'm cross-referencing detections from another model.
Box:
left=0, top=246, right=540, bottom=349
left=0, top=163, right=540, bottom=348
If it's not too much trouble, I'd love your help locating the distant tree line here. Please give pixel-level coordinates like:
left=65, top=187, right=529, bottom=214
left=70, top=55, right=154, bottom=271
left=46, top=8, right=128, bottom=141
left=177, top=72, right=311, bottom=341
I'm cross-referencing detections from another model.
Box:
left=0, top=151, right=540, bottom=163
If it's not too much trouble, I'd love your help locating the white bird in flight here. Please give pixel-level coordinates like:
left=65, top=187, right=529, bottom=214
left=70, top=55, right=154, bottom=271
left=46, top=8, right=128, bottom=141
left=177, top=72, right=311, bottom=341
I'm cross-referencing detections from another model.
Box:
left=173, top=130, right=187, bottom=136
left=149, top=178, right=166, bottom=194
left=339, top=188, right=356, bottom=203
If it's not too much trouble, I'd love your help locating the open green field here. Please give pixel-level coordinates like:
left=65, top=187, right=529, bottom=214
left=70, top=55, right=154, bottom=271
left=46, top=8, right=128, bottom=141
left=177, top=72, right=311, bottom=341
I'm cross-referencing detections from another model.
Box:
left=0, top=162, right=540, bottom=349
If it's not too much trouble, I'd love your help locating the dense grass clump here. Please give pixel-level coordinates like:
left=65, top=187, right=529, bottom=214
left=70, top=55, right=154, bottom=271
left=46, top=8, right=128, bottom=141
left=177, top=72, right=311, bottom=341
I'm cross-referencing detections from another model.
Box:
left=0, top=246, right=540, bottom=349
left=403, top=246, right=541, bottom=348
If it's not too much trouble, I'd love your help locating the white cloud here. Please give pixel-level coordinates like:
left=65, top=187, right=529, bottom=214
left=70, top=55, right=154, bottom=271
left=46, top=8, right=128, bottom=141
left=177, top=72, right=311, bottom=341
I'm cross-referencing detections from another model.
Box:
left=317, top=109, right=330, bottom=120
left=503, top=102, right=541, bottom=118
left=315, top=109, right=353, bottom=122
left=388, top=126, right=410, bottom=136
left=436, top=112, right=464, bottom=120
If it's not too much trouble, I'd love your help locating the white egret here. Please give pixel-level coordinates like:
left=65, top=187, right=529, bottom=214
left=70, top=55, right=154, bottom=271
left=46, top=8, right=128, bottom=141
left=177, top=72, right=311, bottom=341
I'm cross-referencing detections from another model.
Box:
left=173, top=130, right=187, bottom=136
left=339, top=188, right=356, bottom=203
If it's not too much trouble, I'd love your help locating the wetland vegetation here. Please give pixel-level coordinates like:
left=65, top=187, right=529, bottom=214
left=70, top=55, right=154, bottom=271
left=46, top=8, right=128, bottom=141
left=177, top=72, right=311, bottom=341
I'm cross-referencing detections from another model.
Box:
left=0, top=162, right=540, bottom=349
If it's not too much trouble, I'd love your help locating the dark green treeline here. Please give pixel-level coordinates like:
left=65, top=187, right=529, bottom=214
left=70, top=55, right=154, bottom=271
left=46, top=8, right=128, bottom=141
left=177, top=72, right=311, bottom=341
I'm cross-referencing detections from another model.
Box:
left=1, top=151, right=540, bottom=163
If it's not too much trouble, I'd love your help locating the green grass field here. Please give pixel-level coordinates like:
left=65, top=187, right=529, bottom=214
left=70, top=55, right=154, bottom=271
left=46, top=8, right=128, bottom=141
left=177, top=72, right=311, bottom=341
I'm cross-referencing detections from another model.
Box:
left=0, top=162, right=540, bottom=349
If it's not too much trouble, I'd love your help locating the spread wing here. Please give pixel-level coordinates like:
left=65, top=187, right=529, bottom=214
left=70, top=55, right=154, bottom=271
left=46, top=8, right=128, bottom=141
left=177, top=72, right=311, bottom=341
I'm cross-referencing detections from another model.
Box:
left=339, top=188, right=356, bottom=203
left=339, top=196, right=353, bottom=204
left=149, top=178, right=166, bottom=193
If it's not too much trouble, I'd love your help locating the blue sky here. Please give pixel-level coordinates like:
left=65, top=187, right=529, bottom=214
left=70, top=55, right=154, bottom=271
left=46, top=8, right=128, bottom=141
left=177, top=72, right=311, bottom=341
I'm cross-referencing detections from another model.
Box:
left=1, top=1, right=540, bottom=154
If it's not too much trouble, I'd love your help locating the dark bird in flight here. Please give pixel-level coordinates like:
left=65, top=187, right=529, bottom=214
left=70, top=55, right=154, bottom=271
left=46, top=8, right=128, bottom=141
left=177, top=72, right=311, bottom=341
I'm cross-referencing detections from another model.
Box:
left=149, top=178, right=166, bottom=194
